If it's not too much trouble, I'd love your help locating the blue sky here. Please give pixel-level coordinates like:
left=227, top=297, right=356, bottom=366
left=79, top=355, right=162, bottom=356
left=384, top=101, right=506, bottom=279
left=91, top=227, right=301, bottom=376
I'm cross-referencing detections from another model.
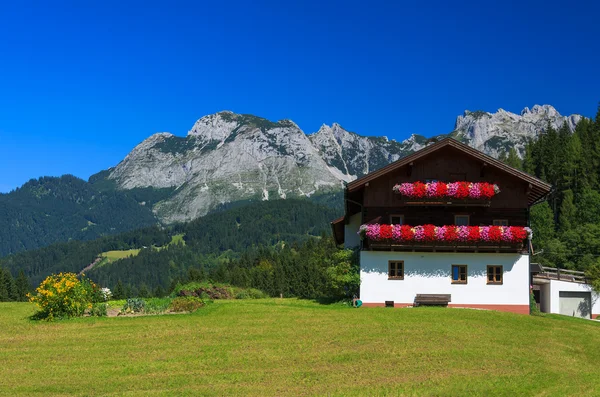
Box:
left=1, top=0, right=599, bottom=192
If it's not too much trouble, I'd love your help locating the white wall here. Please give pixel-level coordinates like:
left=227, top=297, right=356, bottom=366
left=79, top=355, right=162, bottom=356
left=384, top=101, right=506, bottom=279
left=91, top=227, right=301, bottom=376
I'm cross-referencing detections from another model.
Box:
left=344, top=213, right=362, bottom=249
left=539, top=283, right=551, bottom=313
left=547, top=279, right=600, bottom=316
left=360, top=251, right=529, bottom=306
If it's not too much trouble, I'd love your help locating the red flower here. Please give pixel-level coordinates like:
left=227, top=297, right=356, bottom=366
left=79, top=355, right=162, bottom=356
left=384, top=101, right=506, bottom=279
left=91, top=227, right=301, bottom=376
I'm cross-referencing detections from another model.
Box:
left=467, top=226, right=480, bottom=241
left=455, top=182, right=470, bottom=199
left=423, top=224, right=436, bottom=241
left=400, top=225, right=414, bottom=241
left=445, top=226, right=458, bottom=241
left=480, top=183, right=495, bottom=199
left=488, top=226, right=502, bottom=242
left=436, top=183, right=448, bottom=197
left=380, top=224, right=393, bottom=240
left=413, top=181, right=427, bottom=198
left=511, top=227, right=527, bottom=242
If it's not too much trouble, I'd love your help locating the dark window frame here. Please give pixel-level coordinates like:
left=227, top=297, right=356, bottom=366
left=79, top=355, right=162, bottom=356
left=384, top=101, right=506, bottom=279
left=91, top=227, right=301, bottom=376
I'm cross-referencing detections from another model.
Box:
left=390, top=214, right=404, bottom=225
left=388, top=260, right=404, bottom=280
left=487, top=265, right=503, bottom=285
left=454, top=214, right=470, bottom=226
left=451, top=264, right=468, bottom=284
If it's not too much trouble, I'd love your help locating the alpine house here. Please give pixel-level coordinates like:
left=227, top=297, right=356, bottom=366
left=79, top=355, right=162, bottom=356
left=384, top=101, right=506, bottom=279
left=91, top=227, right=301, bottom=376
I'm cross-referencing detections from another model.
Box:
left=332, top=138, right=552, bottom=314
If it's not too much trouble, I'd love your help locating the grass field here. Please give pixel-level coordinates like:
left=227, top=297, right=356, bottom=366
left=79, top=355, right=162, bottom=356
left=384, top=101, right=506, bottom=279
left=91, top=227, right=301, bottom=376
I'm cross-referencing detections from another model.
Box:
left=1, top=300, right=600, bottom=396
left=96, top=234, right=186, bottom=268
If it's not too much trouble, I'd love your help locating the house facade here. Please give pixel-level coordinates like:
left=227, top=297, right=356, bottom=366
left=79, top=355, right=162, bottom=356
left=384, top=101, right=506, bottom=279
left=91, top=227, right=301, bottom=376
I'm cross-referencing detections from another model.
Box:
left=332, top=138, right=552, bottom=314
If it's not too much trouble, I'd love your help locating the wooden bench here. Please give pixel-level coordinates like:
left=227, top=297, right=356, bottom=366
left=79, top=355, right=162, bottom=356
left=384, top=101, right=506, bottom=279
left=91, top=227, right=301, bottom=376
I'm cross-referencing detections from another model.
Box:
left=414, top=294, right=451, bottom=307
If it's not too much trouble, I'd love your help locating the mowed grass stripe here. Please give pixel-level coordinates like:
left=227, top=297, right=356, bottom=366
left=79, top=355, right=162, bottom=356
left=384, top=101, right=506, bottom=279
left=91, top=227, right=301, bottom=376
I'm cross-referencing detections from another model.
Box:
left=1, top=299, right=599, bottom=396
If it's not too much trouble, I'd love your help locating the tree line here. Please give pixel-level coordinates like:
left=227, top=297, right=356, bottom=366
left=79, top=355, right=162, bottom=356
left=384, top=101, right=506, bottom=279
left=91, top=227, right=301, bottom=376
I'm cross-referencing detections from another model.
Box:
left=0, top=198, right=344, bottom=298
left=0, top=268, right=30, bottom=302
left=499, top=104, right=600, bottom=273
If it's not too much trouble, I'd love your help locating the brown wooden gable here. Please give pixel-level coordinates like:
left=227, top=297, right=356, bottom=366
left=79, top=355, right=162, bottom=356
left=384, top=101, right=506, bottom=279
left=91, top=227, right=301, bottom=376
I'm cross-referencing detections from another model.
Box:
left=347, top=138, right=551, bottom=206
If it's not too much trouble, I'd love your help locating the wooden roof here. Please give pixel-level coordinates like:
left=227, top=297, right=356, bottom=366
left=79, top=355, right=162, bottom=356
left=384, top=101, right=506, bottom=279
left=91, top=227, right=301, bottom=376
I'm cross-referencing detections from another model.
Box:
left=346, top=137, right=552, bottom=206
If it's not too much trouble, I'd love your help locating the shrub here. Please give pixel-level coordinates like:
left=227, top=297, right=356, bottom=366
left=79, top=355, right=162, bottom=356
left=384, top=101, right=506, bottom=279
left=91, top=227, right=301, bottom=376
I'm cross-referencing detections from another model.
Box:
left=100, top=288, right=112, bottom=301
left=121, top=298, right=146, bottom=314
left=169, top=297, right=205, bottom=313
left=89, top=303, right=108, bottom=317
left=530, top=288, right=541, bottom=316
left=235, top=288, right=269, bottom=299
left=29, top=273, right=99, bottom=321
left=176, top=283, right=233, bottom=300
left=144, top=297, right=172, bottom=314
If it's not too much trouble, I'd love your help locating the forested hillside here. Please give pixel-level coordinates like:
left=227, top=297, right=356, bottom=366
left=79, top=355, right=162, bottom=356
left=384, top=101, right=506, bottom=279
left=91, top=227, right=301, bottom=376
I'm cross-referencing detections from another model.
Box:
left=521, top=106, right=600, bottom=273
left=0, top=199, right=343, bottom=295
left=0, top=175, right=162, bottom=256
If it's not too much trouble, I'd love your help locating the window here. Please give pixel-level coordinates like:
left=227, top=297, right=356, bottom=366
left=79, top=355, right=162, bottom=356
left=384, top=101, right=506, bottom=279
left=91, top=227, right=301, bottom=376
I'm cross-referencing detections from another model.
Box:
left=388, top=261, right=404, bottom=280
left=451, top=265, right=467, bottom=284
left=390, top=214, right=404, bottom=225
left=454, top=215, right=469, bottom=226
left=487, top=265, right=503, bottom=284
left=449, top=173, right=466, bottom=181
left=493, top=219, right=509, bottom=226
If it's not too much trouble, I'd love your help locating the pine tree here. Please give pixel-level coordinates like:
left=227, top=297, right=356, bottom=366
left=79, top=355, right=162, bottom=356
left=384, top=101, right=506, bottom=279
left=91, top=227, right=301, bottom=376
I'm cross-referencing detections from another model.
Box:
left=505, top=147, right=522, bottom=170
left=153, top=285, right=165, bottom=298
left=138, top=283, right=150, bottom=298
left=15, top=270, right=30, bottom=302
left=4, top=270, right=18, bottom=301
left=0, top=269, right=8, bottom=302
left=558, top=190, right=576, bottom=233
left=113, top=279, right=125, bottom=299
left=530, top=201, right=555, bottom=250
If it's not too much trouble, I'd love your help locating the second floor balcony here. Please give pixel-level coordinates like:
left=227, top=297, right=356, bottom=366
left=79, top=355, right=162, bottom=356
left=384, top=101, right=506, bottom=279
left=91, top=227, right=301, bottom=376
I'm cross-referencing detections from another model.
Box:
left=359, top=224, right=531, bottom=253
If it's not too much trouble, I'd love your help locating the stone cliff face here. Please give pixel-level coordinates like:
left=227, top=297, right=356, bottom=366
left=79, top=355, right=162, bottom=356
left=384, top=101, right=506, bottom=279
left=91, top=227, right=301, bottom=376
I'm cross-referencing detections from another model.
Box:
left=452, top=105, right=582, bottom=157
left=105, top=105, right=582, bottom=223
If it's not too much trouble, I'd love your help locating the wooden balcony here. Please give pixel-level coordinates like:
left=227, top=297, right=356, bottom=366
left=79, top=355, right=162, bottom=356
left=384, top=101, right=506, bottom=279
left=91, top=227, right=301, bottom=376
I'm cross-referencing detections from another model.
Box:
left=398, top=197, right=492, bottom=207
left=364, top=240, right=527, bottom=254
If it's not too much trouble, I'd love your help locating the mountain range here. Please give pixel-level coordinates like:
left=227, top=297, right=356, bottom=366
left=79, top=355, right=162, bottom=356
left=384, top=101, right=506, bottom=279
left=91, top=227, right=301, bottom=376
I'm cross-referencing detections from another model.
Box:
left=96, top=104, right=582, bottom=223
left=0, top=104, right=583, bottom=256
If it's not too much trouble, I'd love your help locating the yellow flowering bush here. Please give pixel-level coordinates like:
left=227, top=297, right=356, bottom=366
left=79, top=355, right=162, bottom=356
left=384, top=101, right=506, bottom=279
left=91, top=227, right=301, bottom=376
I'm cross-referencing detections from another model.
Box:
left=29, top=273, right=100, bottom=320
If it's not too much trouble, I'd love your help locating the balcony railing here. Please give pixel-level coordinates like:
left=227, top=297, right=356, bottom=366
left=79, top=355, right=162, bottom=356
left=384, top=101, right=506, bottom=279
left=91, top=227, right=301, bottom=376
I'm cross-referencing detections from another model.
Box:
left=359, top=224, right=531, bottom=253
left=398, top=197, right=492, bottom=206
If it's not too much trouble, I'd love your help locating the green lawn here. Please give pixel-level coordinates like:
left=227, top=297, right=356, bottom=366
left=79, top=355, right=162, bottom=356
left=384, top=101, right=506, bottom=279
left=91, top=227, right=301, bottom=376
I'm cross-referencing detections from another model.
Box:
left=1, top=300, right=599, bottom=396
left=97, top=234, right=185, bottom=267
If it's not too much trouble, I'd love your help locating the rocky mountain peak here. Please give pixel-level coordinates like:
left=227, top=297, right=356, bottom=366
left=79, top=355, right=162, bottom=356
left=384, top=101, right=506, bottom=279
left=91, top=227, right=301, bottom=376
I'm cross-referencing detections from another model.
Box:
left=105, top=104, right=584, bottom=224
left=187, top=111, right=240, bottom=142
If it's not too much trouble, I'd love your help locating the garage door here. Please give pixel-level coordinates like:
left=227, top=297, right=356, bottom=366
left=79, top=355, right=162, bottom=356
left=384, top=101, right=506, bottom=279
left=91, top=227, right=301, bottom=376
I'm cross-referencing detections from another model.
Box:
left=559, top=291, right=591, bottom=319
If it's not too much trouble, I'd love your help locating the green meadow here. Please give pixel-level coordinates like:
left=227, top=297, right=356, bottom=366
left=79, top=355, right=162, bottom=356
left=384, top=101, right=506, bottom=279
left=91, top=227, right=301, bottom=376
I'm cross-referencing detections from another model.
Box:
left=1, top=299, right=599, bottom=396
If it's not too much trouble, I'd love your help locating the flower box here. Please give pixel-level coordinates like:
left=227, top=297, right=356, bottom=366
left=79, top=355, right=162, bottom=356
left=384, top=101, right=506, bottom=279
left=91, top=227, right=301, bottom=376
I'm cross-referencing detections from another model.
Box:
left=393, top=181, right=500, bottom=200
left=358, top=224, right=532, bottom=245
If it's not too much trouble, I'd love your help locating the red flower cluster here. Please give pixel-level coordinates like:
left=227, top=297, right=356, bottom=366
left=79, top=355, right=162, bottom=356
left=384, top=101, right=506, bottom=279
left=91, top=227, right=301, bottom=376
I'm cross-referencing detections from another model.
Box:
left=380, top=224, right=393, bottom=239
left=399, top=225, right=414, bottom=240
left=468, top=227, right=480, bottom=241
left=479, top=183, right=496, bottom=199
left=436, top=183, right=448, bottom=197
left=511, top=227, right=528, bottom=241
left=423, top=224, right=436, bottom=241
left=488, top=226, right=502, bottom=242
left=413, top=181, right=427, bottom=198
left=445, top=227, right=458, bottom=241
left=455, top=182, right=470, bottom=199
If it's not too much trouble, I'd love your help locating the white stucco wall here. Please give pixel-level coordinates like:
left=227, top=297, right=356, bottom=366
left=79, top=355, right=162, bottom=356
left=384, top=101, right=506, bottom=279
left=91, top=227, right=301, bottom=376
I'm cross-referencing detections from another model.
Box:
left=539, top=283, right=551, bottom=313
left=546, top=279, right=600, bottom=316
left=344, top=213, right=362, bottom=249
left=360, top=251, right=529, bottom=306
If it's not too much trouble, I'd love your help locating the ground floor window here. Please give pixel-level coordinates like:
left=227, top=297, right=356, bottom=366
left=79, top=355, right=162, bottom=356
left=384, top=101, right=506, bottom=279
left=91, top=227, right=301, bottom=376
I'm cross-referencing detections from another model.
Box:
left=451, top=264, right=467, bottom=284
left=487, top=265, right=503, bottom=284
left=388, top=261, right=404, bottom=280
